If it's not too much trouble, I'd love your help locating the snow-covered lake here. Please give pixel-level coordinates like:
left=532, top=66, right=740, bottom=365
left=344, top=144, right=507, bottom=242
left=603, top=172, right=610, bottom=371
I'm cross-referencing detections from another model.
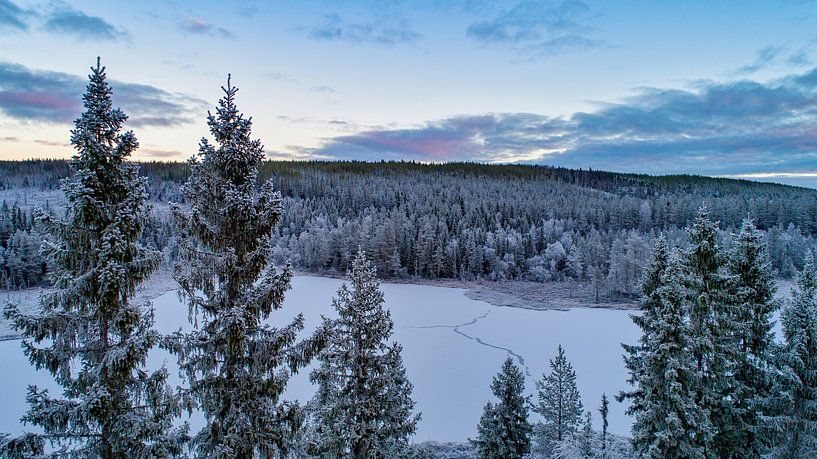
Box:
left=0, top=276, right=640, bottom=442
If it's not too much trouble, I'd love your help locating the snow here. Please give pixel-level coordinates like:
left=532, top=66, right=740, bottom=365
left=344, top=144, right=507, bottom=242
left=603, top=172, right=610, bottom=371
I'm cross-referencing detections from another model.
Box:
left=0, top=275, right=640, bottom=443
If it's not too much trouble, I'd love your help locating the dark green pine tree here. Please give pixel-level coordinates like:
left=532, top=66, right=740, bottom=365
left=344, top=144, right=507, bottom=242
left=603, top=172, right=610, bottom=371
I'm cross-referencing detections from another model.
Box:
left=308, top=250, right=419, bottom=458
left=533, top=345, right=583, bottom=455
left=1, top=59, right=186, bottom=458
left=682, top=206, right=737, bottom=456
left=166, top=76, right=326, bottom=458
left=727, top=218, right=778, bottom=455
left=765, top=254, right=817, bottom=457
left=472, top=357, right=531, bottom=459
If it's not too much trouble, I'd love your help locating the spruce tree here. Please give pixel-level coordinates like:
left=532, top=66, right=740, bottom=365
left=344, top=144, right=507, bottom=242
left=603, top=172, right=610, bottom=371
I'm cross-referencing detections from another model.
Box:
left=1, top=59, right=186, bottom=458
left=619, top=237, right=669, bottom=426
left=627, top=255, right=712, bottom=458
left=472, top=357, right=531, bottom=459
left=765, top=254, right=817, bottom=457
left=578, top=411, right=596, bottom=458
left=682, top=206, right=737, bottom=456
left=474, top=402, right=501, bottom=459
left=552, top=411, right=597, bottom=459
left=166, top=76, right=325, bottom=458
left=599, top=393, right=610, bottom=457
left=533, top=345, right=583, bottom=455
left=728, top=218, right=778, bottom=455
left=308, top=250, right=419, bottom=458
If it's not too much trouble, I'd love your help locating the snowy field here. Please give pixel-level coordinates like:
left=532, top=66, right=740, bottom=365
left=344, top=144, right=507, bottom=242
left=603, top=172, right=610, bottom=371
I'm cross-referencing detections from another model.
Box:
left=0, top=275, right=640, bottom=442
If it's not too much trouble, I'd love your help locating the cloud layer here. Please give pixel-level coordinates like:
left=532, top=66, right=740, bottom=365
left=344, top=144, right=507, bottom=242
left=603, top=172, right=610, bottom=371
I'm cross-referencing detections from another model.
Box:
left=178, top=17, right=234, bottom=39
left=467, top=0, right=601, bottom=57
left=0, top=0, right=31, bottom=31
left=0, top=62, right=207, bottom=127
left=44, top=4, right=126, bottom=41
left=314, top=66, right=817, bottom=177
left=304, top=13, right=420, bottom=45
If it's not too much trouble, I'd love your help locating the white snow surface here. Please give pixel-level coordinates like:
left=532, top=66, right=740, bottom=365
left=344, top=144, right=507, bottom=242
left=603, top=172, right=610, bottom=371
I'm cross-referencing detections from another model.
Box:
left=0, top=275, right=640, bottom=442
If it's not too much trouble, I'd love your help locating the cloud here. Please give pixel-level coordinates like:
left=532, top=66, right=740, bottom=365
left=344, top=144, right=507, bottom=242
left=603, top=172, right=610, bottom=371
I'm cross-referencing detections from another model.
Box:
left=466, top=0, right=602, bottom=57
left=1, top=136, right=19, bottom=142
left=734, top=46, right=787, bottom=75
left=178, top=17, right=234, bottom=39
left=34, top=139, right=68, bottom=146
left=308, top=85, right=335, bottom=93
left=44, top=4, right=126, bottom=41
left=303, top=13, right=420, bottom=45
left=0, top=61, right=207, bottom=127
left=0, top=0, right=32, bottom=31
left=312, top=66, right=817, bottom=177
left=141, top=148, right=185, bottom=158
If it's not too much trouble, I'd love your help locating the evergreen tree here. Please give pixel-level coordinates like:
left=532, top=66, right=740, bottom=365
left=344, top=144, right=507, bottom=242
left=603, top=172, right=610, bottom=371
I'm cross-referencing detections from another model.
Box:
left=1, top=59, right=186, bottom=458
left=473, top=402, right=501, bottom=459
left=728, top=218, right=778, bottom=455
left=682, top=206, right=737, bottom=456
left=308, top=250, right=419, bottom=458
left=624, top=255, right=712, bottom=458
left=619, top=237, right=669, bottom=418
left=599, top=393, right=610, bottom=457
left=533, top=345, right=584, bottom=455
left=765, top=254, right=817, bottom=457
left=578, top=411, right=596, bottom=458
left=472, top=357, right=531, bottom=459
left=552, top=411, right=597, bottom=459
left=166, top=76, right=325, bottom=458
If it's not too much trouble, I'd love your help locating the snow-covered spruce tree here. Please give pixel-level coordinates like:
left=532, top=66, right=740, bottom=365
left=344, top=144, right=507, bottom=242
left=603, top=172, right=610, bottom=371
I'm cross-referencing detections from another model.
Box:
left=472, top=357, right=531, bottom=459
left=552, top=410, right=597, bottom=459
left=533, top=345, right=583, bottom=455
left=1, top=59, right=186, bottom=458
left=166, top=76, right=325, bottom=458
left=599, top=393, right=610, bottom=457
left=764, top=254, right=817, bottom=457
left=626, top=254, right=712, bottom=458
left=618, top=237, right=669, bottom=430
left=727, top=218, right=778, bottom=455
left=474, top=402, right=501, bottom=459
left=307, top=250, right=419, bottom=458
left=681, top=206, right=738, bottom=456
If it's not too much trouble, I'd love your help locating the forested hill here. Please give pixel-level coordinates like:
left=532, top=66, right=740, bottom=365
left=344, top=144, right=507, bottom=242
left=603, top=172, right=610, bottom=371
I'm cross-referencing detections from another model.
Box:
left=0, top=158, right=810, bottom=197
left=0, top=159, right=815, bottom=294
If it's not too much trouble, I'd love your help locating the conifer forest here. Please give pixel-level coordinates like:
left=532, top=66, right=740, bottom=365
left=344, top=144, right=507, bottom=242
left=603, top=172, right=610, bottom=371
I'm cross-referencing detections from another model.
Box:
left=3, top=2, right=817, bottom=457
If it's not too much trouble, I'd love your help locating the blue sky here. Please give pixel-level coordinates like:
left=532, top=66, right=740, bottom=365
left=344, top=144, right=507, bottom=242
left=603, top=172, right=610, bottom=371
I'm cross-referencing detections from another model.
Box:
left=1, top=1, right=817, bottom=186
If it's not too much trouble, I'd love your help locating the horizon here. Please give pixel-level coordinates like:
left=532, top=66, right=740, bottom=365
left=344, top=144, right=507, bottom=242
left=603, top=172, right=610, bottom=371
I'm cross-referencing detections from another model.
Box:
left=2, top=1, right=817, bottom=187
left=2, top=157, right=814, bottom=191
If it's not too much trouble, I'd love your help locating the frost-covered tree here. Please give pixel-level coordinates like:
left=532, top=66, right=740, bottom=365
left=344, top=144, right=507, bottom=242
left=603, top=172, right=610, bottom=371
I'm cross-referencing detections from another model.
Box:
left=623, top=255, right=712, bottom=458
left=552, top=411, right=597, bottom=459
left=620, top=236, right=669, bottom=398
left=599, top=393, right=610, bottom=457
left=307, top=250, right=419, bottom=458
left=472, top=357, right=531, bottom=459
left=166, top=76, right=325, bottom=458
left=727, top=218, right=778, bottom=455
left=533, top=345, right=583, bottom=455
left=682, top=206, right=738, bottom=456
left=1, top=59, right=186, bottom=458
left=765, top=254, right=817, bottom=457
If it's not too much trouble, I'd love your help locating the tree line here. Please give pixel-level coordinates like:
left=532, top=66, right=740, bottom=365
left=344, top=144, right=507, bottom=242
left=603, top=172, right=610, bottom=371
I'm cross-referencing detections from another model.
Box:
left=1, top=143, right=817, bottom=299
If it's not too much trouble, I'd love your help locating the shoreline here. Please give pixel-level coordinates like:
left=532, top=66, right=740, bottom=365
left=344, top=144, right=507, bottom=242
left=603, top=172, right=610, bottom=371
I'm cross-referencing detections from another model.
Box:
left=0, top=269, right=637, bottom=341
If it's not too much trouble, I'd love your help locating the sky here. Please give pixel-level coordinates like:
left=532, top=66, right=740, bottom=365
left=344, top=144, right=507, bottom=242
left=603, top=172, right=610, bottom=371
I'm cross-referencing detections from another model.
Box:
left=1, top=1, right=817, bottom=187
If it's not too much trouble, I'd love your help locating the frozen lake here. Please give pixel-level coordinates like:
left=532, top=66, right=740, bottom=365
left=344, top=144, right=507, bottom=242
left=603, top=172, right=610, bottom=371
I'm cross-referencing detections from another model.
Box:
left=0, top=275, right=640, bottom=442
